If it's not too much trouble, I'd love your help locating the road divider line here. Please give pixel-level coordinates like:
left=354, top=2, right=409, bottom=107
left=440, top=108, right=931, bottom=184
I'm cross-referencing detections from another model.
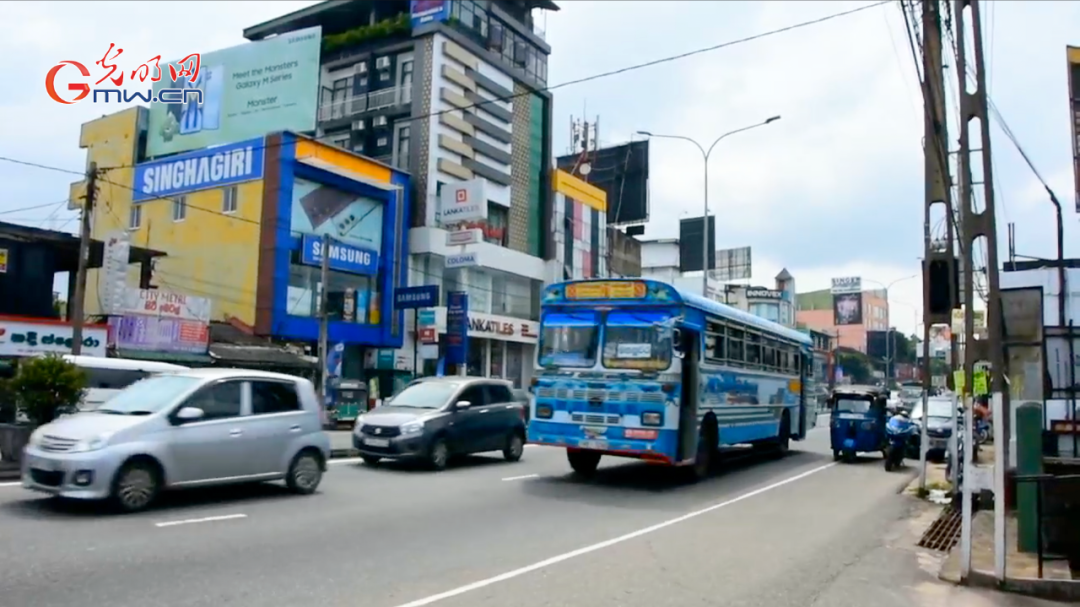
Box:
left=329, top=457, right=364, bottom=465
left=154, top=513, right=247, bottom=528
left=0, top=481, right=21, bottom=488
left=389, top=462, right=838, bottom=607
left=501, top=474, right=539, bottom=481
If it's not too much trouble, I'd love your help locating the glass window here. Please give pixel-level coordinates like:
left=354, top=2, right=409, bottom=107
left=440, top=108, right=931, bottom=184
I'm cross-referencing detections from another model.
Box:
left=128, top=204, right=142, bottom=229
left=603, top=311, right=673, bottom=371
left=485, top=203, right=508, bottom=246
left=172, top=196, right=187, bottom=222
left=222, top=186, right=238, bottom=214
left=251, top=381, right=301, bottom=414
left=186, top=381, right=242, bottom=420
left=388, top=380, right=461, bottom=409
left=456, top=385, right=486, bottom=408
left=485, top=383, right=514, bottom=404
left=539, top=311, right=598, bottom=368
left=96, top=375, right=201, bottom=415
left=393, top=124, right=411, bottom=170
left=835, top=398, right=872, bottom=413
left=287, top=263, right=377, bottom=324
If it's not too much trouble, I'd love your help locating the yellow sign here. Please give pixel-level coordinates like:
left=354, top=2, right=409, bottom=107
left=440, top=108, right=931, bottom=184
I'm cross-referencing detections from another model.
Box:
left=566, top=281, right=647, bottom=300
left=0, top=248, right=6, bottom=273
left=973, top=371, right=988, bottom=396
left=953, top=370, right=965, bottom=392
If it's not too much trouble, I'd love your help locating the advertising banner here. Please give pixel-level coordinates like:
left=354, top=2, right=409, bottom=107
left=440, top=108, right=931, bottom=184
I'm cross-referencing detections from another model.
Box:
left=146, top=26, right=322, bottom=158
left=101, top=230, right=131, bottom=314
left=446, top=291, right=468, bottom=366
left=133, top=138, right=264, bottom=202
left=109, top=315, right=209, bottom=354
left=0, top=248, right=7, bottom=273
left=830, top=276, right=862, bottom=294
left=410, top=0, right=451, bottom=27
left=0, top=318, right=107, bottom=357
left=292, top=177, right=383, bottom=255
left=121, top=288, right=212, bottom=323
left=833, top=292, right=863, bottom=326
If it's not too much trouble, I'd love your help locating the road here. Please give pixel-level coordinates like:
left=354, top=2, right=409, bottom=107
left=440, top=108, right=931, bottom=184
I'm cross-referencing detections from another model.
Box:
left=0, top=416, right=1061, bottom=607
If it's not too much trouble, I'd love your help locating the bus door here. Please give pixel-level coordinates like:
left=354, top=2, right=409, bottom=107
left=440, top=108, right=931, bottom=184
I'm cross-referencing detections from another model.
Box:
left=800, top=351, right=816, bottom=436
left=676, top=327, right=699, bottom=462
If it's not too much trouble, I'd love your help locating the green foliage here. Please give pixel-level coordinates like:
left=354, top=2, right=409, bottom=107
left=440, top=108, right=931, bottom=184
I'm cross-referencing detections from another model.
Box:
left=10, top=354, right=86, bottom=425
left=836, top=350, right=873, bottom=384
left=322, top=14, right=411, bottom=53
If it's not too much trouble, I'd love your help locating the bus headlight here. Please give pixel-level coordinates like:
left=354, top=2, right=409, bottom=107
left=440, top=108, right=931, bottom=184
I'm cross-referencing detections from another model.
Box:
left=536, top=405, right=553, bottom=419
left=642, top=412, right=663, bottom=426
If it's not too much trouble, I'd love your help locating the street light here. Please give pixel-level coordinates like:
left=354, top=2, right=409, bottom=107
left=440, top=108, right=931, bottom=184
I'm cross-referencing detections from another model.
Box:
left=638, top=115, right=781, bottom=297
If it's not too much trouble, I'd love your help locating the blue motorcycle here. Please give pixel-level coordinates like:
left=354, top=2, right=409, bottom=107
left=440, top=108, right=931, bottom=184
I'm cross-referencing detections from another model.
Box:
left=884, top=412, right=917, bottom=471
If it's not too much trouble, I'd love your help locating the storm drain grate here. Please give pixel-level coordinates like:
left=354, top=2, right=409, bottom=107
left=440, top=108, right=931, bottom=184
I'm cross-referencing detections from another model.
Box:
left=917, top=506, right=962, bottom=552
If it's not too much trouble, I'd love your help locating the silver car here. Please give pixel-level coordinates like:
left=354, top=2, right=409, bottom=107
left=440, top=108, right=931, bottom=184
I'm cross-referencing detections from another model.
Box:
left=21, top=368, right=331, bottom=512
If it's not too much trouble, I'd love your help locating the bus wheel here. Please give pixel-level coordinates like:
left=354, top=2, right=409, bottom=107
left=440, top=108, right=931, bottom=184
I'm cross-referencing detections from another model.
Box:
left=772, top=412, right=791, bottom=458
left=567, top=449, right=601, bottom=477
left=689, top=420, right=717, bottom=481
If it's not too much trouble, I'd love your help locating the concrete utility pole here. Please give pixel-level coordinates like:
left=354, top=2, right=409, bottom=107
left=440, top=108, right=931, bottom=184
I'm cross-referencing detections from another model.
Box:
left=317, top=235, right=331, bottom=404
left=914, top=0, right=958, bottom=491
left=70, top=162, right=98, bottom=356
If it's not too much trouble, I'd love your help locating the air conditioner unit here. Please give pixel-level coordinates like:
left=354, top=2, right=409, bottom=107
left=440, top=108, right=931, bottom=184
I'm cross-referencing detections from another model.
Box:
left=375, top=56, right=391, bottom=70
left=352, top=120, right=366, bottom=131
left=373, top=116, right=388, bottom=127
left=356, top=62, right=368, bottom=74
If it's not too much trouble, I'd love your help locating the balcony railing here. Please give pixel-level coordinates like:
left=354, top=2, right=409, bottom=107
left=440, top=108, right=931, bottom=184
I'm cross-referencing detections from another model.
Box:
left=317, top=88, right=407, bottom=123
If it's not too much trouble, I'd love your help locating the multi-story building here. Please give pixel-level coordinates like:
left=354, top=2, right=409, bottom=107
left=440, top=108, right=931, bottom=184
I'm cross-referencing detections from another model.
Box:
left=796, top=288, right=889, bottom=353
left=638, top=239, right=726, bottom=300
left=721, top=268, right=797, bottom=328
left=242, top=0, right=559, bottom=386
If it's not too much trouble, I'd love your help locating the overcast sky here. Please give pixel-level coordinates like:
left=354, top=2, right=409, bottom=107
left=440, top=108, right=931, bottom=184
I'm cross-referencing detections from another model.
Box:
left=1, top=0, right=1076, bottom=337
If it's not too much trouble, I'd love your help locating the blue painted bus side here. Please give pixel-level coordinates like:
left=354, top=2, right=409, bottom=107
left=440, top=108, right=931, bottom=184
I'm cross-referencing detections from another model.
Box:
left=529, top=279, right=814, bottom=466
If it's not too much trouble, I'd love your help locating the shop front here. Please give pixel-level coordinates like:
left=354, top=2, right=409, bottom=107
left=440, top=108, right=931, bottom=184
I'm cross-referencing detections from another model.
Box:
left=416, top=308, right=538, bottom=388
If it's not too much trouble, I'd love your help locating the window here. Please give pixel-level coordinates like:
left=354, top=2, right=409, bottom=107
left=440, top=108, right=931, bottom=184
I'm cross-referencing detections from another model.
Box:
left=539, top=311, right=598, bottom=368
left=602, top=311, right=673, bottom=371
left=763, top=346, right=777, bottom=370
left=222, top=186, right=238, bottom=214
left=379, top=71, right=391, bottom=82
left=704, top=320, right=726, bottom=363
left=746, top=333, right=762, bottom=366
left=485, top=202, right=508, bottom=246
left=128, top=204, right=142, bottom=229
left=251, top=381, right=302, bottom=415
left=484, top=383, right=514, bottom=404
left=172, top=196, right=187, bottom=221
left=455, top=385, right=486, bottom=408
left=377, top=136, right=389, bottom=147
left=398, top=57, right=414, bottom=105
left=727, top=327, right=745, bottom=363
left=331, top=135, right=350, bottom=149
left=185, top=381, right=242, bottom=421
left=393, top=123, right=411, bottom=170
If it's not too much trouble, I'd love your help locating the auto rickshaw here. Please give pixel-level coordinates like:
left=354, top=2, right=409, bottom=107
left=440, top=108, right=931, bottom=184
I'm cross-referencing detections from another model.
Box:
left=828, top=385, right=889, bottom=462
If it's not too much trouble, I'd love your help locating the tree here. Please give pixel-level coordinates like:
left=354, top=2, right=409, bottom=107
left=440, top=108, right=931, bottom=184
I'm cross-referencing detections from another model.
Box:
left=836, top=350, right=873, bottom=384
left=10, top=354, right=86, bottom=425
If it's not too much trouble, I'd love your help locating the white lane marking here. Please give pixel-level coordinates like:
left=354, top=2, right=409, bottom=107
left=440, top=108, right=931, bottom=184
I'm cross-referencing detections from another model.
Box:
left=501, top=474, right=539, bottom=481
left=0, top=481, right=21, bottom=488
left=390, top=462, right=838, bottom=607
left=329, top=457, right=364, bottom=465
left=154, top=513, right=247, bottom=528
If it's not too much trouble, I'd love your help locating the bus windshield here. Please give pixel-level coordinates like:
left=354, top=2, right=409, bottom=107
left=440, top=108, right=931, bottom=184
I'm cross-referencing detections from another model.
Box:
left=603, top=311, right=673, bottom=371
left=539, top=312, right=598, bottom=368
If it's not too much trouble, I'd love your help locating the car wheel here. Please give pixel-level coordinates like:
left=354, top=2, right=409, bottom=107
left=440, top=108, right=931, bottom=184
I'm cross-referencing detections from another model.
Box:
left=286, top=451, right=323, bottom=494
left=110, top=459, right=160, bottom=513
left=503, top=432, right=525, bottom=462
left=428, top=438, right=450, bottom=471
left=361, top=455, right=382, bottom=466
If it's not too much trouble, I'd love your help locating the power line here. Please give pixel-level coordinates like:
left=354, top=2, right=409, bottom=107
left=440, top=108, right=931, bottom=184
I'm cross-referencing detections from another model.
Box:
left=0, top=199, right=70, bottom=217
left=93, top=0, right=891, bottom=173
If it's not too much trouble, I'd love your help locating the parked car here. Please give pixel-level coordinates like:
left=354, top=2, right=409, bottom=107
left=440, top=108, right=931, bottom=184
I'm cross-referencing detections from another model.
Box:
left=21, top=368, right=331, bottom=513
left=352, top=377, right=527, bottom=470
left=910, top=396, right=960, bottom=461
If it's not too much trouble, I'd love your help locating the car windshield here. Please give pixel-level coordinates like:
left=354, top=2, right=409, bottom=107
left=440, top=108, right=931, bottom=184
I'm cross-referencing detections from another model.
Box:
left=538, top=312, right=598, bottom=368
left=914, top=398, right=955, bottom=419
left=95, top=374, right=201, bottom=415
left=602, top=311, right=673, bottom=370
left=834, top=397, right=873, bottom=413
left=387, top=381, right=460, bottom=409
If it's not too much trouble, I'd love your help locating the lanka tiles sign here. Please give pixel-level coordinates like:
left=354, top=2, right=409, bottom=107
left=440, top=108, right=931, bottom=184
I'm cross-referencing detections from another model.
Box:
left=145, top=26, right=322, bottom=158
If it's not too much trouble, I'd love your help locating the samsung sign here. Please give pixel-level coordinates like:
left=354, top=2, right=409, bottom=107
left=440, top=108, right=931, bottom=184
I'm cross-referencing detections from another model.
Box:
left=132, top=138, right=265, bottom=202
left=300, top=234, right=379, bottom=276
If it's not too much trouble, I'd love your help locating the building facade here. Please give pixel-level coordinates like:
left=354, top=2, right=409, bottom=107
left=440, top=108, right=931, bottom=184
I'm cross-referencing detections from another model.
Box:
left=795, top=288, right=889, bottom=353
left=722, top=268, right=797, bottom=328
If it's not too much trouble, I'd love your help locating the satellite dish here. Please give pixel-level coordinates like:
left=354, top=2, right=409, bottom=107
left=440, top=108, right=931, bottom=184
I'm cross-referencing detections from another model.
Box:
left=578, top=163, right=592, bottom=176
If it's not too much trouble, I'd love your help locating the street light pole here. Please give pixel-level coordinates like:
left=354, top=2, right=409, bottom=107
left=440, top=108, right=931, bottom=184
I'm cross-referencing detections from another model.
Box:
left=638, top=116, right=781, bottom=298
left=865, top=275, right=918, bottom=387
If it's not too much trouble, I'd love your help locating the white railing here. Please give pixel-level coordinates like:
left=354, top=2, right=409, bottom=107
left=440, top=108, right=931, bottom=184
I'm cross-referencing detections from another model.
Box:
left=318, top=88, right=404, bottom=122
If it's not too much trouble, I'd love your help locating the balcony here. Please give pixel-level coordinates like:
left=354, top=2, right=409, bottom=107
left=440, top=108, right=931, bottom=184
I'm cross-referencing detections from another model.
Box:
left=317, top=88, right=408, bottom=123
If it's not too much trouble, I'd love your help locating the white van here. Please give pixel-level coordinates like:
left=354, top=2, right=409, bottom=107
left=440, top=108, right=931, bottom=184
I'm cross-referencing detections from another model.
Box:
left=60, top=355, right=191, bottom=410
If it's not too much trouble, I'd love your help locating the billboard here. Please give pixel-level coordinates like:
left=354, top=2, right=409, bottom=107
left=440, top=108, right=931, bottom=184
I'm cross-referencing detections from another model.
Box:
left=410, top=0, right=450, bottom=27
left=678, top=216, right=716, bottom=273
left=146, top=26, right=322, bottom=158
left=830, top=276, right=862, bottom=294
left=712, top=246, right=752, bottom=281
left=1068, top=46, right=1080, bottom=212
left=833, top=292, right=863, bottom=326
left=556, top=140, right=650, bottom=225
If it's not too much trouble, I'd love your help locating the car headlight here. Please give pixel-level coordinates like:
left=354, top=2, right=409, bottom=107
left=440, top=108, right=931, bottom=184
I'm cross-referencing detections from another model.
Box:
left=353, top=416, right=366, bottom=433
left=70, top=434, right=111, bottom=453
left=401, top=421, right=424, bottom=436
left=28, top=427, right=46, bottom=446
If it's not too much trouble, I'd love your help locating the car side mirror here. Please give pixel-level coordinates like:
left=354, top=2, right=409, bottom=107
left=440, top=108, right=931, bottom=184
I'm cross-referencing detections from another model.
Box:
left=454, top=400, right=472, bottom=411
left=176, top=406, right=205, bottom=422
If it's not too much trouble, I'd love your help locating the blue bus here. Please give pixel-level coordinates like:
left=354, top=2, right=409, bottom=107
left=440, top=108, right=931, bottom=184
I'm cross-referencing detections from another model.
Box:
left=527, top=278, right=817, bottom=479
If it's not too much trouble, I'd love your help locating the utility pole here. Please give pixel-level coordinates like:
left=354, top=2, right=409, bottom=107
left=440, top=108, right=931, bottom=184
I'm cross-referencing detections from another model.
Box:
left=70, top=162, right=97, bottom=356
left=916, top=0, right=958, bottom=491
left=317, top=235, right=331, bottom=404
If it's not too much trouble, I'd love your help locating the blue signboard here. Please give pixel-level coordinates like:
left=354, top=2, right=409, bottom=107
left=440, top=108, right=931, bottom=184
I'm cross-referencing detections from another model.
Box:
left=446, top=291, right=468, bottom=366
left=394, top=285, right=440, bottom=310
left=410, top=0, right=450, bottom=27
left=300, top=234, right=379, bottom=276
left=132, top=137, right=265, bottom=202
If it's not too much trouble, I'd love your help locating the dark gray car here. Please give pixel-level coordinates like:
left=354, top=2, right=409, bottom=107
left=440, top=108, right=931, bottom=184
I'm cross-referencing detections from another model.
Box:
left=352, top=377, right=527, bottom=470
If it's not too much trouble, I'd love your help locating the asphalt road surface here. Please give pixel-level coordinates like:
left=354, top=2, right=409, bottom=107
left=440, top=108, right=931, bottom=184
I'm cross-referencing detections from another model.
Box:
left=0, top=416, right=1062, bottom=607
